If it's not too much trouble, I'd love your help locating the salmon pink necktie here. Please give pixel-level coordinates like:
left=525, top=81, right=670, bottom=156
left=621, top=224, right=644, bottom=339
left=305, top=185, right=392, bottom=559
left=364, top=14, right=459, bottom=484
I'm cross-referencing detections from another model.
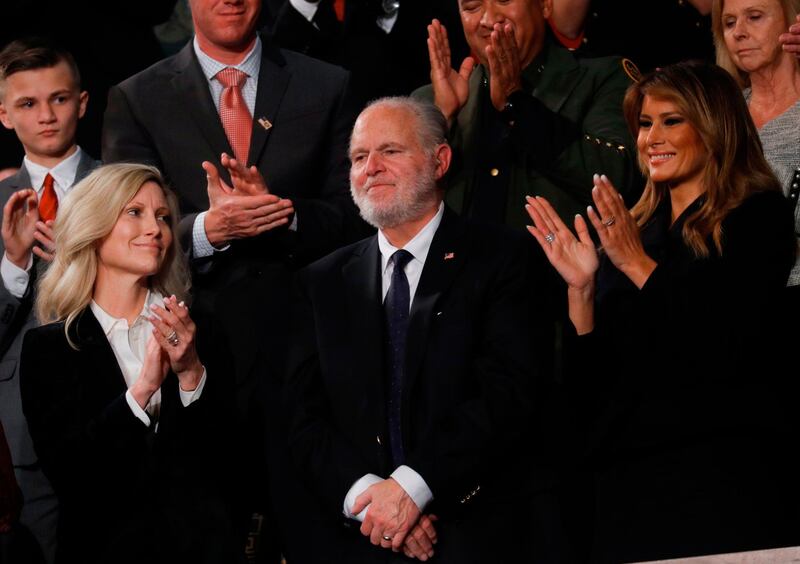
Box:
left=216, top=67, right=252, bottom=164
left=38, top=173, right=58, bottom=222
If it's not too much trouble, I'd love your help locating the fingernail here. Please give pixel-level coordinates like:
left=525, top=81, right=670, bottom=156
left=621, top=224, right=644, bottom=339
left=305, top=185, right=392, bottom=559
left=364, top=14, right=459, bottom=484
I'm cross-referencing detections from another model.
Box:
left=600, top=174, right=609, bottom=182
left=178, top=301, right=185, bottom=308
left=593, top=173, right=600, bottom=182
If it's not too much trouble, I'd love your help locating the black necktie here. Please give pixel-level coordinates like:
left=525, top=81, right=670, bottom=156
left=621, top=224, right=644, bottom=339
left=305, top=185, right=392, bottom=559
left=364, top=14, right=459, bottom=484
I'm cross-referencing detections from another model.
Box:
left=384, top=249, right=413, bottom=466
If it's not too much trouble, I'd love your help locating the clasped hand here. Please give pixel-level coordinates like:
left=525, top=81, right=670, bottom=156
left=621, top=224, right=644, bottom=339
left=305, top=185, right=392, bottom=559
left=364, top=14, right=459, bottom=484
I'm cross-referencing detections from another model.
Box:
left=352, top=478, right=437, bottom=560
left=2, top=189, right=57, bottom=267
left=202, top=153, right=294, bottom=247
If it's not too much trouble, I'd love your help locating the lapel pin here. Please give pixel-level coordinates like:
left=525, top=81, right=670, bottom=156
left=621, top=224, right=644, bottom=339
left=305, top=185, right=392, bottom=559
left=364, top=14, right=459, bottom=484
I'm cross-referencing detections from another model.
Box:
left=443, top=252, right=455, bottom=260
left=258, top=117, right=272, bottom=130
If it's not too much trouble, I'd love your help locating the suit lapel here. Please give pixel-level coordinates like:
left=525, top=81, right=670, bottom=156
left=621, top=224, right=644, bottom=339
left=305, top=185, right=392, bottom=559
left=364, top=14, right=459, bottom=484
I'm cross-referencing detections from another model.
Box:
left=72, top=309, right=129, bottom=400
left=248, top=44, right=289, bottom=169
left=342, top=237, right=386, bottom=424
left=74, top=151, right=99, bottom=183
left=6, top=166, right=31, bottom=192
left=404, top=208, right=467, bottom=395
left=171, top=44, right=235, bottom=161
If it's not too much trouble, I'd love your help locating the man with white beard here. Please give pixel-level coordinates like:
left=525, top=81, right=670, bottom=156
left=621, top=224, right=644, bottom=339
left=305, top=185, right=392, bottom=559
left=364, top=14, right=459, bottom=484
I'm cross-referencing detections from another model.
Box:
left=285, top=97, right=551, bottom=563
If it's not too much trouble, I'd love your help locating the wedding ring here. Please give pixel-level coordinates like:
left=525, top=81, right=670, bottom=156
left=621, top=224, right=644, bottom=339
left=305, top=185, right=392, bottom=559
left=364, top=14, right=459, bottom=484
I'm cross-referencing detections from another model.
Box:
left=603, top=216, right=616, bottom=227
left=166, top=330, right=180, bottom=346
left=382, top=535, right=392, bottom=542
left=544, top=232, right=556, bottom=244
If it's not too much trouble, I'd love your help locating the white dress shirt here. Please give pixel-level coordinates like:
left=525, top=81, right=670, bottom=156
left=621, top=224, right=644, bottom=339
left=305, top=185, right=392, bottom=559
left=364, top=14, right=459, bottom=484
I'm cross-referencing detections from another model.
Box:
left=343, top=202, right=444, bottom=521
left=90, top=291, right=206, bottom=428
left=0, top=147, right=86, bottom=298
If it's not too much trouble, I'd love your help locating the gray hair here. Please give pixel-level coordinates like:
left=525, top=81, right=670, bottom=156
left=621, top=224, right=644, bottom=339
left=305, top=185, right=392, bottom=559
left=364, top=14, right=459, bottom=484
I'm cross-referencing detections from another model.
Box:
left=360, top=96, right=448, bottom=153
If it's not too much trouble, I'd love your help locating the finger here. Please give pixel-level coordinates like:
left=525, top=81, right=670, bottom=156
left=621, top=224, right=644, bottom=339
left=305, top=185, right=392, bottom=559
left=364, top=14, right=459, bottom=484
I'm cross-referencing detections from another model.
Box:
left=252, top=216, right=290, bottom=235
left=524, top=196, right=551, bottom=233
left=31, top=247, right=54, bottom=262
left=33, top=231, right=56, bottom=251
left=165, top=295, right=193, bottom=329
left=458, top=56, right=476, bottom=81
left=596, top=174, right=625, bottom=216
left=574, top=214, right=594, bottom=247
left=352, top=491, right=371, bottom=517
left=149, top=312, right=178, bottom=345
left=151, top=326, right=173, bottom=354
left=591, top=183, right=614, bottom=224
left=586, top=205, right=606, bottom=235
left=202, top=161, right=232, bottom=195
left=370, top=525, right=386, bottom=547
left=419, top=516, right=437, bottom=544
left=411, top=527, right=433, bottom=554
left=35, top=221, right=55, bottom=239
left=403, top=534, right=427, bottom=559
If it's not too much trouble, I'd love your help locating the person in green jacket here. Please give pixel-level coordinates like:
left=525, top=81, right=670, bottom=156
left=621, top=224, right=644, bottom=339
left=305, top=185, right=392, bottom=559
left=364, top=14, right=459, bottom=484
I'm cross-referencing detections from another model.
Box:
left=415, top=0, right=641, bottom=229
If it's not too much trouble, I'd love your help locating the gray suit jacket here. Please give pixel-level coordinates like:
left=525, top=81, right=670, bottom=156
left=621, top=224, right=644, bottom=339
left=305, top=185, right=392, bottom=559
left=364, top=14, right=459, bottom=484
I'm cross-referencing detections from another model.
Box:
left=0, top=153, right=97, bottom=561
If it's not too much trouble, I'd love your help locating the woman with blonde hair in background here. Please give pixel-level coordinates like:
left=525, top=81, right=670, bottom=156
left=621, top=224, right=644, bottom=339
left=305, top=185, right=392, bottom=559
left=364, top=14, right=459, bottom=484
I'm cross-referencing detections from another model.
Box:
left=713, top=0, right=800, bottom=299
left=20, top=163, right=237, bottom=564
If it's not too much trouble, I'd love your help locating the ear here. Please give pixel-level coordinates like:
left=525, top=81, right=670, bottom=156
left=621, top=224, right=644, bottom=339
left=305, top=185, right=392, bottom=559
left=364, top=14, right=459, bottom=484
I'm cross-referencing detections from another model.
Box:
left=78, top=90, right=89, bottom=119
left=433, top=143, right=452, bottom=180
left=0, top=103, right=13, bottom=131
left=540, top=0, right=553, bottom=19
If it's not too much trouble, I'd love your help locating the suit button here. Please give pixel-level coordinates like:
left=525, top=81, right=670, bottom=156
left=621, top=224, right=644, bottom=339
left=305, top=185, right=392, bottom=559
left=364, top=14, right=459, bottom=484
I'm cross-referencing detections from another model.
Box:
left=489, top=168, right=500, bottom=177
left=376, top=435, right=382, bottom=445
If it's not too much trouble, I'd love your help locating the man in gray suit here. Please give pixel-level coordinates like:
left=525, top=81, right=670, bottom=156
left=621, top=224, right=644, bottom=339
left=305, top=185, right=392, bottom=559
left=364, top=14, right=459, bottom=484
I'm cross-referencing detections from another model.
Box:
left=0, top=37, right=98, bottom=563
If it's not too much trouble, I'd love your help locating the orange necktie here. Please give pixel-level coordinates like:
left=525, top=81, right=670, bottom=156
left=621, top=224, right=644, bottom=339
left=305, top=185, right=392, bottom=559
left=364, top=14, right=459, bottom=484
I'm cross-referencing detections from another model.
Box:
left=333, top=0, right=345, bottom=22
left=39, top=173, right=58, bottom=222
left=216, top=67, right=252, bottom=164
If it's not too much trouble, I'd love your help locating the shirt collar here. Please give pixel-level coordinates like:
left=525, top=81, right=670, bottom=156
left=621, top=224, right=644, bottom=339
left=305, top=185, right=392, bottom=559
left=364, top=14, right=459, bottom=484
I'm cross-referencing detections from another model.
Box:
left=378, top=202, right=444, bottom=271
left=193, top=34, right=262, bottom=83
left=24, top=146, right=84, bottom=194
left=90, top=291, right=164, bottom=336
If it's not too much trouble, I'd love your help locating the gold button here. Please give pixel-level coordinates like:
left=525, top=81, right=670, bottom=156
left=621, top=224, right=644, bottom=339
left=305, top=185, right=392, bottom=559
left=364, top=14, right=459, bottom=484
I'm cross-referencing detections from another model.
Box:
left=490, top=168, right=500, bottom=177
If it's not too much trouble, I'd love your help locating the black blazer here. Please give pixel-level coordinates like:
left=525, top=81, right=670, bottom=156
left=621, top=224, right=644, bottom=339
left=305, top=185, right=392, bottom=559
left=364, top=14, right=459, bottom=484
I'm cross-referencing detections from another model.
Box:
left=566, top=191, right=800, bottom=562
left=286, top=208, right=547, bottom=561
left=19, top=309, right=235, bottom=564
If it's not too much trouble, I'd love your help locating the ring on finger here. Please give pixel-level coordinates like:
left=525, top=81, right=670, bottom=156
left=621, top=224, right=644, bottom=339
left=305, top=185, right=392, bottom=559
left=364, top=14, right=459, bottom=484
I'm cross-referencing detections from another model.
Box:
left=544, top=232, right=556, bottom=244
left=382, top=535, right=392, bottom=542
left=166, top=330, right=180, bottom=346
left=603, top=216, right=616, bottom=227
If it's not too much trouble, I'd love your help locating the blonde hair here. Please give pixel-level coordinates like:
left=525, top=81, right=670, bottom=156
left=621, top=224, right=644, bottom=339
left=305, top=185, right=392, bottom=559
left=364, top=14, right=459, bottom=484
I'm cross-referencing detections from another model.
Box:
left=624, top=62, right=781, bottom=257
left=36, top=163, right=190, bottom=345
left=712, top=0, right=800, bottom=87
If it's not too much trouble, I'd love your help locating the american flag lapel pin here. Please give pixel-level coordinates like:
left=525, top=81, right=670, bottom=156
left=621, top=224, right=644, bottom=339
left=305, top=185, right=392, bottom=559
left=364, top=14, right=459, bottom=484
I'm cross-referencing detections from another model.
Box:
left=258, top=117, right=272, bottom=130
left=444, top=252, right=455, bottom=260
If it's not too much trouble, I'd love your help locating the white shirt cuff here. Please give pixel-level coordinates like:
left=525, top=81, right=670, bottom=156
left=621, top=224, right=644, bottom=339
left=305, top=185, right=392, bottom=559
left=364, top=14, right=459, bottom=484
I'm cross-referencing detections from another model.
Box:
left=124, top=390, right=152, bottom=426
left=1, top=252, right=32, bottom=298
left=289, top=211, right=298, bottom=232
left=391, top=465, right=433, bottom=512
left=343, top=473, right=382, bottom=521
left=178, top=368, right=207, bottom=406
left=290, top=0, right=319, bottom=21
left=192, top=212, right=230, bottom=258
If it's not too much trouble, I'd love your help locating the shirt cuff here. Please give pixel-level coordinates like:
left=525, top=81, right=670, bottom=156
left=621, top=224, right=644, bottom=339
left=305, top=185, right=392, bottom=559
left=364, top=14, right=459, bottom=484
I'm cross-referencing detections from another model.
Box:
left=0, top=253, right=32, bottom=299
left=290, top=0, right=319, bottom=21
left=178, top=368, right=207, bottom=406
left=391, top=465, right=433, bottom=512
left=124, top=390, right=152, bottom=427
left=192, top=212, right=230, bottom=258
left=343, top=473, right=382, bottom=521
left=289, top=211, right=298, bottom=232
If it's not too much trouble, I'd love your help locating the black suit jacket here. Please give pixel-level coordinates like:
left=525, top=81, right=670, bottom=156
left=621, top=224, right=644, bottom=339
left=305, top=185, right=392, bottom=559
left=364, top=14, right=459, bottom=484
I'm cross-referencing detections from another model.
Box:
left=286, top=208, right=545, bottom=561
left=19, top=309, right=236, bottom=564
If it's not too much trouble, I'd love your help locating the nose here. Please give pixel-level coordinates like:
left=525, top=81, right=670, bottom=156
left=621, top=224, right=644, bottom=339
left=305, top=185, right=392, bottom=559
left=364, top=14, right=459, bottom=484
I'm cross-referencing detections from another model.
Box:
left=732, top=18, right=748, bottom=39
left=143, top=212, right=162, bottom=237
left=645, top=123, right=664, bottom=146
left=38, top=102, right=56, bottom=124
left=480, top=4, right=502, bottom=27
left=364, top=152, right=384, bottom=176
